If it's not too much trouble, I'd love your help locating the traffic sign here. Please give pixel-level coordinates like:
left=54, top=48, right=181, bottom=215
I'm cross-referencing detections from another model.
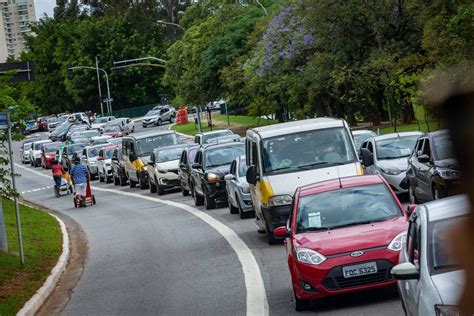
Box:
left=0, top=113, right=8, bottom=129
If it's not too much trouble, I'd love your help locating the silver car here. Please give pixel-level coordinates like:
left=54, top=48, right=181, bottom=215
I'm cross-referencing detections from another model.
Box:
left=147, top=144, right=187, bottom=195
left=391, top=195, right=468, bottom=316
left=224, top=155, right=254, bottom=219
left=142, top=108, right=174, bottom=127
left=360, top=132, right=423, bottom=194
left=81, top=144, right=108, bottom=180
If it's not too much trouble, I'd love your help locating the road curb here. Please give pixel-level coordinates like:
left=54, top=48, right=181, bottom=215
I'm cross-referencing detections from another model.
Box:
left=17, top=211, right=70, bottom=316
left=168, top=122, right=192, bottom=138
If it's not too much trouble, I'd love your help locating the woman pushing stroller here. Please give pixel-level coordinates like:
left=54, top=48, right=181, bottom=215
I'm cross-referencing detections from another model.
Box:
left=70, top=156, right=90, bottom=207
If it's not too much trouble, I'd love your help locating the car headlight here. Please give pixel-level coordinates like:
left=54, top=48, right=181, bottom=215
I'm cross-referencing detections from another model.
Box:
left=207, top=172, right=221, bottom=183
left=296, top=248, right=327, bottom=265
left=46, top=154, right=54, bottom=159
left=34, top=153, right=41, bottom=158
left=435, top=305, right=460, bottom=316
left=268, top=194, right=293, bottom=207
left=89, top=160, right=97, bottom=165
left=380, top=167, right=402, bottom=175
left=388, top=231, right=407, bottom=251
left=438, top=168, right=460, bottom=179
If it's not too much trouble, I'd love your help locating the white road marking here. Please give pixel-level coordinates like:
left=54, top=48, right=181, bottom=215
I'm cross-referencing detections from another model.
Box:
left=15, top=163, right=269, bottom=316
left=21, top=185, right=55, bottom=195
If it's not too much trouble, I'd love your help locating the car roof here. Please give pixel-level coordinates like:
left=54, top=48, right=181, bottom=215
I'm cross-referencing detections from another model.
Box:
left=298, top=175, right=386, bottom=197
left=201, top=141, right=244, bottom=151
left=34, top=139, right=52, bottom=144
left=123, top=130, right=176, bottom=140
left=352, top=129, right=374, bottom=135
left=196, top=129, right=233, bottom=136
left=422, top=195, right=470, bottom=222
left=424, top=129, right=449, bottom=138
left=86, top=144, right=108, bottom=150
left=248, top=117, right=345, bottom=139
left=373, top=131, right=423, bottom=141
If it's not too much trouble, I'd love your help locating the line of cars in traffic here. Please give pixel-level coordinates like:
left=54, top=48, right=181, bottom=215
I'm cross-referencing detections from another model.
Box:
left=20, top=116, right=465, bottom=314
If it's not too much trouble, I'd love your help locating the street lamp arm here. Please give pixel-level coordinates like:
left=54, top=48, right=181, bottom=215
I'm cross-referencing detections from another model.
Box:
left=156, top=20, right=186, bottom=31
left=113, top=57, right=167, bottom=66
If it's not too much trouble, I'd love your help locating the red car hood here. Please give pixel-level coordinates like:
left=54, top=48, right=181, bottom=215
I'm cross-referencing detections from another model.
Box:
left=294, top=216, right=407, bottom=256
left=44, top=151, right=56, bottom=157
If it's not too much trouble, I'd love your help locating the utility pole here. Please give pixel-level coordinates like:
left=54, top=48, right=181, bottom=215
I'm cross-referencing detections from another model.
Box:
left=95, top=56, right=104, bottom=117
left=0, top=198, right=7, bottom=253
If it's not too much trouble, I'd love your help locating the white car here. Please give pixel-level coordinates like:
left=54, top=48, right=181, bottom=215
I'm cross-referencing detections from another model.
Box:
left=146, top=144, right=187, bottom=195
left=81, top=144, right=108, bottom=180
left=106, top=118, right=135, bottom=135
left=91, top=116, right=116, bottom=131
left=29, top=140, right=52, bottom=167
left=97, top=144, right=119, bottom=183
left=360, top=132, right=423, bottom=194
left=20, top=136, right=41, bottom=163
left=90, top=135, right=112, bottom=146
left=66, top=112, right=90, bottom=125
left=391, top=195, right=469, bottom=316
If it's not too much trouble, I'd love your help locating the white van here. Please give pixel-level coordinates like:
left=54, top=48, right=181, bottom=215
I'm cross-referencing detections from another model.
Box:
left=245, top=118, right=364, bottom=244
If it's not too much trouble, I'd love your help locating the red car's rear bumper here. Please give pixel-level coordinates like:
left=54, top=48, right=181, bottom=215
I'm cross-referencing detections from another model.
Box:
left=291, top=248, right=399, bottom=300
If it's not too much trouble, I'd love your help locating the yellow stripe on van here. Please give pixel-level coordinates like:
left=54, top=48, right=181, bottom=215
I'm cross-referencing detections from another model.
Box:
left=258, top=179, right=274, bottom=205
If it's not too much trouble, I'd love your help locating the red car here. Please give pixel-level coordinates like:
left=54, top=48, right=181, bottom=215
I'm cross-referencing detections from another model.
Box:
left=274, top=175, right=409, bottom=311
left=102, top=125, right=123, bottom=138
left=41, top=142, right=63, bottom=169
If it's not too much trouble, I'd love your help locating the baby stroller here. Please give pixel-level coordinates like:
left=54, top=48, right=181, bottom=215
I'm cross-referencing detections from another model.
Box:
left=73, top=179, right=96, bottom=208
left=54, top=177, right=73, bottom=197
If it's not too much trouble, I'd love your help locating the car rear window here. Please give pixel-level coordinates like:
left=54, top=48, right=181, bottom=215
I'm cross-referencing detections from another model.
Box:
left=295, top=184, right=402, bottom=233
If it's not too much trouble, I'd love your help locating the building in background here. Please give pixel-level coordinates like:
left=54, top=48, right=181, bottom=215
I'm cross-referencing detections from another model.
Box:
left=0, top=0, right=36, bottom=62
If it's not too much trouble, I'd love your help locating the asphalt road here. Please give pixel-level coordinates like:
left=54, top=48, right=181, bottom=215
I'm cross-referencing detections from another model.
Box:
left=14, top=121, right=405, bottom=315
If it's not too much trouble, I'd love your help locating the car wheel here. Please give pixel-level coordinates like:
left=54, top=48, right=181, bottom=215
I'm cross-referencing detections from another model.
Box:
left=106, top=175, right=112, bottom=184
left=157, top=185, right=165, bottom=196
left=294, top=288, right=310, bottom=312
left=408, top=184, right=418, bottom=204
left=193, top=187, right=204, bottom=206
left=228, top=198, right=238, bottom=215
left=142, top=125, right=147, bottom=128
left=120, top=175, right=127, bottom=186
left=132, top=126, right=135, bottom=132
left=30, top=160, right=33, bottom=167
left=170, top=116, right=174, bottom=123
left=237, top=195, right=247, bottom=219
left=266, top=220, right=279, bottom=245
left=182, top=187, right=189, bottom=196
left=129, top=177, right=137, bottom=188
left=99, top=171, right=105, bottom=182
left=157, top=119, right=162, bottom=126
left=149, top=177, right=157, bottom=193
left=139, top=177, right=148, bottom=190
left=204, top=192, right=216, bottom=210
left=114, top=176, right=120, bottom=186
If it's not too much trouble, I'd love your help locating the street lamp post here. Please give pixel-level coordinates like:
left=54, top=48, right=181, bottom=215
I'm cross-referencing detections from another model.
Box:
left=68, top=64, right=113, bottom=116
left=156, top=20, right=186, bottom=32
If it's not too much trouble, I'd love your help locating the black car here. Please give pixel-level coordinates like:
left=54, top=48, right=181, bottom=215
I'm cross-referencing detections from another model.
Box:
left=178, top=144, right=199, bottom=196
left=111, top=147, right=127, bottom=186
left=407, top=130, right=462, bottom=203
left=190, top=142, right=245, bottom=209
left=50, top=122, right=88, bottom=142
left=60, top=143, right=86, bottom=170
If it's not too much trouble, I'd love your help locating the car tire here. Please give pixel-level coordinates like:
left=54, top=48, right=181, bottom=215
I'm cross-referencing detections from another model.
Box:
left=294, top=288, right=310, bottom=312
left=170, top=116, right=174, bottom=123
left=193, top=187, right=204, bottom=206
left=114, top=176, right=120, bottom=186
left=157, top=119, right=162, bottom=126
left=204, top=192, right=216, bottom=210
left=149, top=177, right=157, bottom=193
left=182, top=187, right=189, bottom=196
left=139, top=177, right=148, bottom=190
left=237, top=195, right=247, bottom=219
left=157, top=185, right=165, bottom=196
left=129, top=177, right=137, bottom=188
left=120, top=176, right=127, bottom=186
left=142, top=125, right=147, bottom=128
left=106, top=175, right=112, bottom=184
left=228, top=198, right=238, bottom=214
left=99, top=171, right=105, bottom=182
left=408, top=184, right=418, bottom=204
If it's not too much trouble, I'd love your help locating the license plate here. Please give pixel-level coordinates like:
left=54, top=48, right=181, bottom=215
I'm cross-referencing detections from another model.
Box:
left=342, top=262, right=377, bottom=278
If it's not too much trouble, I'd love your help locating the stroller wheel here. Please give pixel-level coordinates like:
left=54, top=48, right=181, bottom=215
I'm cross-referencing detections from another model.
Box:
left=92, top=195, right=96, bottom=205
left=73, top=198, right=78, bottom=208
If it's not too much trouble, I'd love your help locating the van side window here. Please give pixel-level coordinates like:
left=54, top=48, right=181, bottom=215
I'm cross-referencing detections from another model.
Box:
left=367, top=142, right=374, bottom=154
left=415, top=139, right=425, bottom=157
left=251, top=141, right=259, bottom=172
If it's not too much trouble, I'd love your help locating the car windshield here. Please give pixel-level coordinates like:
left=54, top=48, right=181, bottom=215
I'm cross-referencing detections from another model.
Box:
left=103, top=148, right=116, bottom=159
left=375, top=135, right=420, bottom=159
left=156, top=146, right=186, bottom=163
left=238, top=159, right=248, bottom=177
left=67, top=144, right=85, bottom=154
left=71, top=125, right=88, bottom=132
left=96, top=117, right=110, bottom=123
left=46, top=117, right=58, bottom=124
left=136, top=134, right=178, bottom=156
left=433, top=133, right=455, bottom=160
left=88, top=146, right=105, bottom=157
left=430, top=216, right=464, bottom=272
left=54, top=123, right=71, bottom=134
left=295, top=184, right=402, bottom=233
left=43, top=143, right=62, bottom=152
left=35, top=142, right=49, bottom=150
left=104, top=126, right=120, bottom=132
left=146, top=110, right=160, bottom=116
left=204, top=145, right=245, bottom=168
left=108, top=138, right=122, bottom=145
left=202, top=131, right=233, bottom=143
left=354, top=131, right=374, bottom=149
left=262, top=127, right=357, bottom=175
left=188, top=148, right=197, bottom=163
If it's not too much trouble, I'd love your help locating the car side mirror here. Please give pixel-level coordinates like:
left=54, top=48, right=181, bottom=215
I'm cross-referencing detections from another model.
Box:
left=417, top=154, right=430, bottom=163
left=246, top=165, right=259, bottom=185
left=192, top=163, right=202, bottom=169
left=224, top=174, right=235, bottom=181
left=391, top=262, right=419, bottom=280
left=273, top=226, right=289, bottom=238
left=360, top=148, right=374, bottom=167
left=406, top=204, right=417, bottom=215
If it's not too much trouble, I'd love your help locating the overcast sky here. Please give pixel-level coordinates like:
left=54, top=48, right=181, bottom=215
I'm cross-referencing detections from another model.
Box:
left=34, top=0, right=55, bottom=19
